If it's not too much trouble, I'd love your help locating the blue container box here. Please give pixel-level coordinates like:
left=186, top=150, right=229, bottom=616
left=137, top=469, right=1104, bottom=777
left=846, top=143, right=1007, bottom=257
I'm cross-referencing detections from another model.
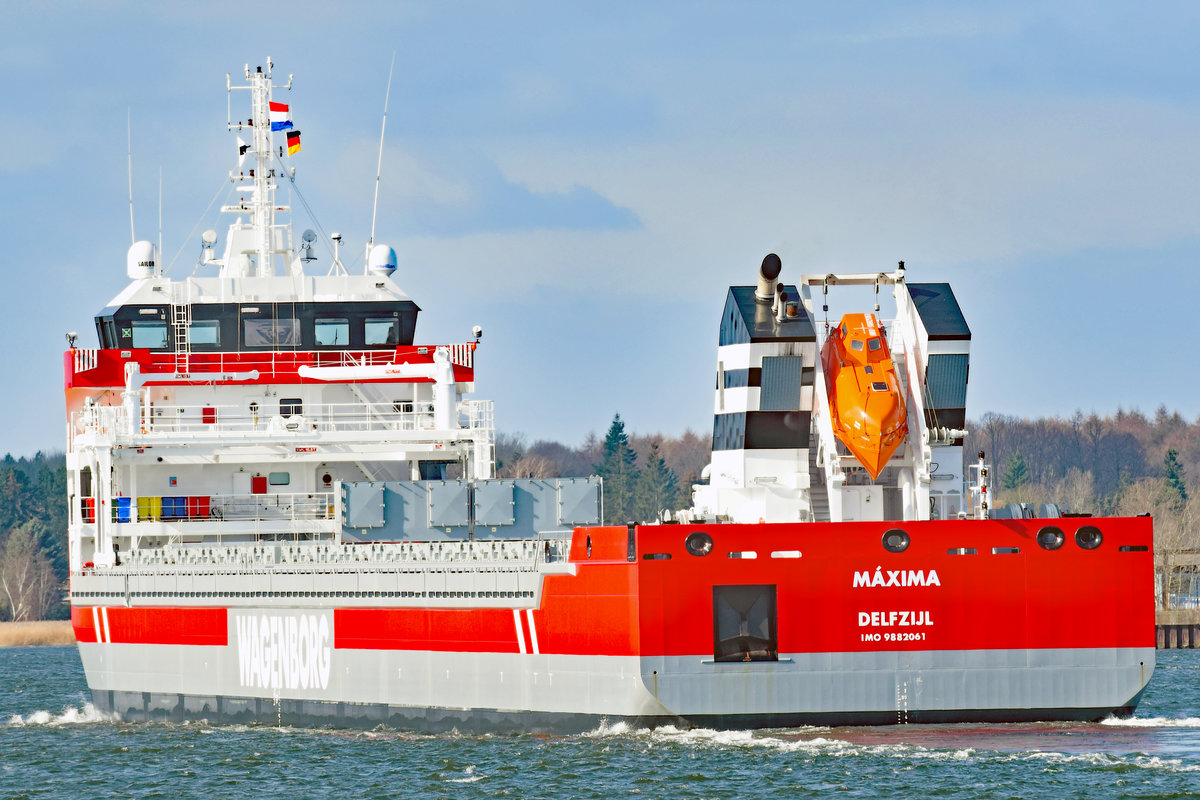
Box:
left=113, top=496, right=132, bottom=523
left=163, top=496, right=186, bottom=520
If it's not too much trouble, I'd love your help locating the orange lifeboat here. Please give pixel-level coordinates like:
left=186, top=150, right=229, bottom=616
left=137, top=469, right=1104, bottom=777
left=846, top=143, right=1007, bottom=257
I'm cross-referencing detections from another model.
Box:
left=820, top=313, right=908, bottom=479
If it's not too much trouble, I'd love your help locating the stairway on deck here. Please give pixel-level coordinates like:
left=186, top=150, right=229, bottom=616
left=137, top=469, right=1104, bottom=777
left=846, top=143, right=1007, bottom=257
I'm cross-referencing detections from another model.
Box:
left=808, top=442, right=830, bottom=522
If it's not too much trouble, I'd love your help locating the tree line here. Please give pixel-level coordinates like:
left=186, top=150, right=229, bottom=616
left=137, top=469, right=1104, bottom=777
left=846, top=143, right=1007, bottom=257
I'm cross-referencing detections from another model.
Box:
left=495, top=414, right=709, bottom=524
left=3, top=405, right=1198, bottom=619
left=0, top=452, right=68, bottom=621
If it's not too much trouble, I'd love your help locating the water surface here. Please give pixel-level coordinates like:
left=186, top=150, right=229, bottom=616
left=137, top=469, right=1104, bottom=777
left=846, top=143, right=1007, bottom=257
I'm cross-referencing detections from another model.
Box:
left=3, top=647, right=1199, bottom=799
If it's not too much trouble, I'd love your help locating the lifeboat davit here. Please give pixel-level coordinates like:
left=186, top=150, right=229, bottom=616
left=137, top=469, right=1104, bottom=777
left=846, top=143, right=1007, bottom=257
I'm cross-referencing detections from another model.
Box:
left=821, top=313, right=908, bottom=479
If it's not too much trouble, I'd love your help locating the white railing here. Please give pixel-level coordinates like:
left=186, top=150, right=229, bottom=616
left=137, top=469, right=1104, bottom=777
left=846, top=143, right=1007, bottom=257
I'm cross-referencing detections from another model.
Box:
left=448, top=343, right=474, bottom=368
left=207, top=492, right=334, bottom=522
left=71, top=400, right=491, bottom=441
left=77, top=492, right=335, bottom=525
left=76, top=492, right=338, bottom=547
left=74, top=348, right=98, bottom=373
left=82, top=535, right=575, bottom=575
left=117, top=347, right=471, bottom=379
left=338, top=350, right=402, bottom=368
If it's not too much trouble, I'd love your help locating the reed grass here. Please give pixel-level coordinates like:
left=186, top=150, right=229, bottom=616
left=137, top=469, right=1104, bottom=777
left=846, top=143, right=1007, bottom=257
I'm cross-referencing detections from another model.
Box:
left=0, top=620, right=75, bottom=647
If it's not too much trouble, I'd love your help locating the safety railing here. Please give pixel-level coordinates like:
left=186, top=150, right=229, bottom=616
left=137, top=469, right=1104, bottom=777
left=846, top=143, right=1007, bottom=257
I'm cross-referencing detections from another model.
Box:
left=80, top=534, right=575, bottom=575
left=71, top=399, right=496, bottom=443
left=134, top=345, right=473, bottom=377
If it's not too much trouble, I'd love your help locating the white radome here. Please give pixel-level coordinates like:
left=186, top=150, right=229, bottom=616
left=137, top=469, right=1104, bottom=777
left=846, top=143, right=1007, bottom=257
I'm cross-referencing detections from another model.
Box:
left=368, top=244, right=397, bottom=276
left=126, top=240, right=157, bottom=279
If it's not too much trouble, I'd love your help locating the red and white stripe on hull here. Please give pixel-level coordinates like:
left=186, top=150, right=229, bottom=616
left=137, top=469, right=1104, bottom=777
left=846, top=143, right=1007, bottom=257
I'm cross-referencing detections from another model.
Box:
left=71, top=515, right=1155, bottom=727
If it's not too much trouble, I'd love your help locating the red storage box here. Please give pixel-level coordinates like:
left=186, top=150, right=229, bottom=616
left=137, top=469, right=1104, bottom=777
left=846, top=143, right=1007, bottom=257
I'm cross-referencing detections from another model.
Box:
left=251, top=476, right=267, bottom=494
left=187, top=496, right=210, bottom=519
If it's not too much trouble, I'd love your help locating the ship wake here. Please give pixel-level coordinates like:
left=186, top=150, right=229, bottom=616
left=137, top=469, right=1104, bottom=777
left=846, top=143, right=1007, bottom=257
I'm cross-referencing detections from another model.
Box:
left=6, top=702, right=118, bottom=727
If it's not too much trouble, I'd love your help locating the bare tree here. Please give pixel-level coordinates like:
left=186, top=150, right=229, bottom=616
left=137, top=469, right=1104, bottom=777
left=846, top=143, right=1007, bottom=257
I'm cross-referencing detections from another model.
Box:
left=0, top=523, right=59, bottom=622
left=498, top=454, right=557, bottom=479
left=1116, top=478, right=1192, bottom=609
left=1049, top=468, right=1097, bottom=515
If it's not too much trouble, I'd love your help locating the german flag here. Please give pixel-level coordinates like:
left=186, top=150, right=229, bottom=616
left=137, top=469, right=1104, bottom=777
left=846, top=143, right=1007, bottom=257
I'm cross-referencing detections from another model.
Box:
left=286, top=130, right=301, bottom=155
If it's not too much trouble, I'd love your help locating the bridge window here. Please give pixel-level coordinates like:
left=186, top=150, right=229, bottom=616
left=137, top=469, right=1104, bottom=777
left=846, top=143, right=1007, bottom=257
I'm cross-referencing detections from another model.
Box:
left=131, top=321, right=168, bottom=349
left=188, top=320, right=220, bottom=347
left=244, top=316, right=300, bottom=347
left=315, top=317, right=350, bottom=346
left=365, top=317, right=398, bottom=346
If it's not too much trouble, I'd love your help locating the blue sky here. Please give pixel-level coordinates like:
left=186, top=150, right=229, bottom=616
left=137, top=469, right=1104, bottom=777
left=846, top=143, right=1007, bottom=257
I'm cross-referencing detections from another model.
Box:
left=2, top=1, right=1198, bottom=456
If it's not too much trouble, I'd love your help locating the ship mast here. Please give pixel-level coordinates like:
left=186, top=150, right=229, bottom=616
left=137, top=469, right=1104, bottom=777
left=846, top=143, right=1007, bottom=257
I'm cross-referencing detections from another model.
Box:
left=224, top=58, right=292, bottom=277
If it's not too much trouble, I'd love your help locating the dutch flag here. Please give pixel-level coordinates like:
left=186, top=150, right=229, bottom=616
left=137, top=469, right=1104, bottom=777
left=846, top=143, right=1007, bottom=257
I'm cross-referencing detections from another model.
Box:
left=269, top=101, right=293, bottom=132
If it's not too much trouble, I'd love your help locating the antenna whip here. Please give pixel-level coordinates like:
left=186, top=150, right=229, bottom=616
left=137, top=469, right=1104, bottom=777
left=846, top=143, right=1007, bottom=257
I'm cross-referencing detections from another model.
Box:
left=368, top=52, right=397, bottom=257
left=127, top=108, right=135, bottom=244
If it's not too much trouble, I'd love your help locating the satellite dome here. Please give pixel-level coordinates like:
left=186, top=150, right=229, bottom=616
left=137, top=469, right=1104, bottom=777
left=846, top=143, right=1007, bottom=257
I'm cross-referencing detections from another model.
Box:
left=368, top=244, right=397, bottom=277
left=126, top=240, right=157, bottom=279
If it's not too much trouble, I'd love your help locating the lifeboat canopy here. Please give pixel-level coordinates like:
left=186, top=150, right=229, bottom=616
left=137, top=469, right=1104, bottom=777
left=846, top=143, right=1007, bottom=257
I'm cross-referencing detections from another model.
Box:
left=821, top=313, right=909, bottom=479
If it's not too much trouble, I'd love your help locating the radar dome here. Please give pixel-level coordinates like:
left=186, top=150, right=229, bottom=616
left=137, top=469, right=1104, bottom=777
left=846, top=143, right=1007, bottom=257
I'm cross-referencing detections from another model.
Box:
left=368, top=244, right=397, bottom=277
left=126, top=240, right=158, bottom=279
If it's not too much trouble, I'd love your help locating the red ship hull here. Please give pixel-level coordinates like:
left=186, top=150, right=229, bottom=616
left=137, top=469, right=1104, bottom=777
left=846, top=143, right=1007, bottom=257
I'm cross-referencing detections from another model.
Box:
left=71, top=516, right=1154, bottom=730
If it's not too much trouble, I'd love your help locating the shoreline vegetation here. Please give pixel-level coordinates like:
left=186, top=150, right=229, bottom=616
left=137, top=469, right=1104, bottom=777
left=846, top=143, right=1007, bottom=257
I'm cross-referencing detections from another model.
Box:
left=0, top=620, right=74, bottom=647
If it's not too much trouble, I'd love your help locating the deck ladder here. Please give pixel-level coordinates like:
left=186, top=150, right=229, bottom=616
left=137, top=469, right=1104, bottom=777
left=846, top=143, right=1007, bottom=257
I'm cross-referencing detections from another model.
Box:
left=172, top=285, right=192, bottom=375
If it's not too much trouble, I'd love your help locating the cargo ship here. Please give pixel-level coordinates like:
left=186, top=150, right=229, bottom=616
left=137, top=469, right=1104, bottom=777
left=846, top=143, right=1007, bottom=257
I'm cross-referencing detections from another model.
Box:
left=64, top=60, right=1155, bottom=730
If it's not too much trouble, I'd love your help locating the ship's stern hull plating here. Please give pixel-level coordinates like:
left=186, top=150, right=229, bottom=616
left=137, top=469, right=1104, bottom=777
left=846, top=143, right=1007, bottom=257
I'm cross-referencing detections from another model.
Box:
left=73, top=517, right=1155, bottom=730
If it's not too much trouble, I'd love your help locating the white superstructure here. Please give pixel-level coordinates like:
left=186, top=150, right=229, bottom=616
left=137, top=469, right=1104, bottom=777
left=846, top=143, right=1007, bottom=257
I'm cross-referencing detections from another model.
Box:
left=65, top=59, right=494, bottom=573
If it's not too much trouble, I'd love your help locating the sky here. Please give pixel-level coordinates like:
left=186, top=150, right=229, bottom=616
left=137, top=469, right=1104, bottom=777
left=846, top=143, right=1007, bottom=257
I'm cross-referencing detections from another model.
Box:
left=2, top=1, right=1198, bottom=457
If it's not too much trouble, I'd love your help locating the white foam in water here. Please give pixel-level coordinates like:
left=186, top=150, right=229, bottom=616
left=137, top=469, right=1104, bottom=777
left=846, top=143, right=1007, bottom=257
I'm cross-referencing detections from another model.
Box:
left=585, top=721, right=830, bottom=743
left=1009, top=749, right=1200, bottom=773
left=1100, top=715, right=1200, bottom=728
left=445, top=765, right=482, bottom=784
left=585, top=723, right=1200, bottom=774
left=586, top=723, right=948, bottom=762
left=6, top=703, right=117, bottom=727
left=585, top=719, right=635, bottom=737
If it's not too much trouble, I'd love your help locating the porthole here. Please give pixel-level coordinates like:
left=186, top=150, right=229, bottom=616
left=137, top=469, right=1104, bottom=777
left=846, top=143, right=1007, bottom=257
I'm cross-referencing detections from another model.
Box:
left=882, top=529, right=910, bottom=553
left=1036, top=525, right=1065, bottom=551
left=1076, top=525, right=1103, bottom=550
left=685, top=532, right=714, bottom=557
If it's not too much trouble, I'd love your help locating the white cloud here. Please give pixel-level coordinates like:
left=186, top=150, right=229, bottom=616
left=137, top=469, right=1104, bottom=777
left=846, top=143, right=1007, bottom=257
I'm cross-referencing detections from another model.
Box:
left=482, top=86, right=1200, bottom=290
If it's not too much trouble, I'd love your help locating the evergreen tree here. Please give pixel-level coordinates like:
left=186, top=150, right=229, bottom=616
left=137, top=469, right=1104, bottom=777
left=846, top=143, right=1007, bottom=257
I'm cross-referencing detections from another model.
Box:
left=594, top=414, right=639, bottom=524
left=1162, top=448, right=1188, bottom=511
left=633, top=442, right=680, bottom=523
left=1001, top=451, right=1030, bottom=490
left=0, top=454, right=69, bottom=619
left=35, top=465, right=68, bottom=578
left=679, top=469, right=701, bottom=511
left=0, top=467, right=41, bottom=534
